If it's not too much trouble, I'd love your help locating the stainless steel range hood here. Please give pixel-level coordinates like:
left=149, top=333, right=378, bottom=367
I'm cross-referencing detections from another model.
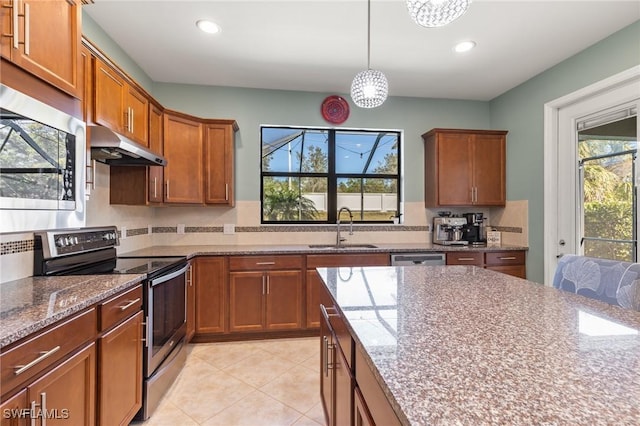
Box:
left=89, top=125, right=167, bottom=166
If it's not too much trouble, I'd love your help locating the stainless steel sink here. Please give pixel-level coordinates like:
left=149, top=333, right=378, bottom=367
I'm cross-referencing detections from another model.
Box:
left=308, top=244, right=378, bottom=249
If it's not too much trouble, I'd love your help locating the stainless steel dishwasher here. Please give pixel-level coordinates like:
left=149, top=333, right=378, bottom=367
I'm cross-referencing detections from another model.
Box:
left=390, top=253, right=445, bottom=265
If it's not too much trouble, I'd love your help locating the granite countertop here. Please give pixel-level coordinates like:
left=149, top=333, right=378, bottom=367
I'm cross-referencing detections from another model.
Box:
left=0, top=274, right=145, bottom=349
left=120, top=243, right=527, bottom=258
left=318, top=265, right=640, bottom=425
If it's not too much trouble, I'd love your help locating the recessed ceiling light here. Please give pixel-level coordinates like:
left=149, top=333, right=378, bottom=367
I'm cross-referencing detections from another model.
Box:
left=196, top=20, right=221, bottom=34
left=454, top=40, right=476, bottom=53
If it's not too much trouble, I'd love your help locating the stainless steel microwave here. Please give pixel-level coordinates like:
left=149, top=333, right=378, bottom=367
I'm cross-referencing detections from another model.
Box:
left=0, top=84, right=86, bottom=233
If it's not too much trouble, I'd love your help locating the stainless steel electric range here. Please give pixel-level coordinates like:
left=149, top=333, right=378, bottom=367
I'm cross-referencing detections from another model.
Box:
left=33, top=226, right=187, bottom=421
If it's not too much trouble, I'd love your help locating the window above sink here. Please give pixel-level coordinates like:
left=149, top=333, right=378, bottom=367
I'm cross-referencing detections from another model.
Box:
left=260, top=126, right=402, bottom=225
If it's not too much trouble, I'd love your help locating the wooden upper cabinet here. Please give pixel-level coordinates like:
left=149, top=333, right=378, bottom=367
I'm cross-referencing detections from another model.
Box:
left=204, top=122, right=237, bottom=206
left=423, top=128, right=507, bottom=207
left=94, top=57, right=126, bottom=132
left=0, top=0, right=82, bottom=98
left=148, top=104, right=164, bottom=204
left=125, top=85, right=149, bottom=145
left=163, top=112, right=204, bottom=204
left=93, top=56, right=149, bottom=146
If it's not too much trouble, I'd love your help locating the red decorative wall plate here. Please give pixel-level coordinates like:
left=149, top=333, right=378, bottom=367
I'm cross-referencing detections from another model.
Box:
left=321, top=96, right=350, bottom=124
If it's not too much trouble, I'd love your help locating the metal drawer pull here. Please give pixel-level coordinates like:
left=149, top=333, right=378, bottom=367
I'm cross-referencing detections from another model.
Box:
left=498, top=256, right=517, bottom=260
left=320, top=304, right=339, bottom=319
left=457, top=257, right=476, bottom=261
left=118, top=298, right=141, bottom=311
left=255, top=261, right=275, bottom=265
left=15, top=346, right=61, bottom=375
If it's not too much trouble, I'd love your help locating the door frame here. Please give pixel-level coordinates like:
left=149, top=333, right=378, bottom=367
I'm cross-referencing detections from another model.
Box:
left=543, top=65, right=640, bottom=285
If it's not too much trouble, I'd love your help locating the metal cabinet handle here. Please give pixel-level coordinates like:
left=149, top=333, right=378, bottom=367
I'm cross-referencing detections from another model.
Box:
left=320, top=304, right=338, bottom=320
left=266, top=275, right=270, bottom=294
left=118, top=298, right=141, bottom=311
left=323, top=336, right=329, bottom=377
left=23, top=2, right=29, bottom=55
left=498, top=256, right=517, bottom=260
left=457, top=257, right=476, bottom=261
left=15, top=346, right=61, bottom=375
left=129, top=107, right=134, bottom=133
left=153, top=177, right=157, bottom=198
left=262, top=275, right=266, bottom=294
left=225, top=183, right=229, bottom=201
left=166, top=180, right=170, bottom=199
left=9, top=0, right=19, bottom=49
left=255, top=261, right=275, bottom=265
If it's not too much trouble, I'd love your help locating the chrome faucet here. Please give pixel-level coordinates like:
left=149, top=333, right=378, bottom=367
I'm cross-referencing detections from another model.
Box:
left=336, top=207, right=354, bottom=246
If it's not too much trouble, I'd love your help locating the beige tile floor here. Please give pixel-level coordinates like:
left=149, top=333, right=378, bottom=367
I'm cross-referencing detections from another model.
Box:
left=131, top=337, right=325, bottom=426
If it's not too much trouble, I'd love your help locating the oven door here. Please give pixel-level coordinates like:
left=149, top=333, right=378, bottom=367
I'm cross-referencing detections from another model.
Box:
left=145, top=263, right=188, bottom=376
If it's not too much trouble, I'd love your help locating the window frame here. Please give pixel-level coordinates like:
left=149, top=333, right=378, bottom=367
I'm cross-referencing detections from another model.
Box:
left=260, top=125, right=402, bottom=225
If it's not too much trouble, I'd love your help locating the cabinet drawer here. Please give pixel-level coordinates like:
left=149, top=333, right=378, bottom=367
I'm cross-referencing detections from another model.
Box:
left=446, top=252, right=483, bottom=265
left=99, top=285, right=143, bottom=332
left=485, top=251, right=525, bottom=266
left=0, top=308, right=97, bottom=398
left=229, top=255, right=303, bottom=271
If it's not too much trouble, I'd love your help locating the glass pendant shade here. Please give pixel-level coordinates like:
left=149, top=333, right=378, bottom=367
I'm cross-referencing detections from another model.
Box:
left=350, top=69, right=388, bottom=109
left=406, top=0, right=471, bottom=28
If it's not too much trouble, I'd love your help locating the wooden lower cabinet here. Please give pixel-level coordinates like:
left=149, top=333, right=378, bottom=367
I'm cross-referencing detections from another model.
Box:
left=229, top=270, right=303, bottom=332
left=354, top=387, right=375, bottom=426
left=29, top=343, right=96, bottom=426
left=320, top=302, right=352, bottom=426
left=0, top=390, right=27, bottom=426
left=98, top=311, right=143, bottom=426
left=194, top=257, right=227, bottom=335
left=446, top=250, right=526, bottom=279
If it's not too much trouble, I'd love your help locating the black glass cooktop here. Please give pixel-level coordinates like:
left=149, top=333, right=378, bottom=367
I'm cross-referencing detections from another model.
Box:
left=114, top=257, right=186, bottom=277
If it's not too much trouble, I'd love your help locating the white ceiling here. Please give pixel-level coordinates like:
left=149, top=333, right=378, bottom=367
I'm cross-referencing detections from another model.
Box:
left=84, top=0, right=640, bottom=101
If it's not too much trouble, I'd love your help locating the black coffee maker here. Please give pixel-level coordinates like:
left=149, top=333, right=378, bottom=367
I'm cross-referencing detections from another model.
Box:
left=462, top=212, right=486, bottom=245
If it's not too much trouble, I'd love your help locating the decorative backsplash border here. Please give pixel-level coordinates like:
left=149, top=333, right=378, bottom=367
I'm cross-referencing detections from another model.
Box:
left=0, top=224, right=523, bottom=256
left=0, top=239, right=35, bottom=256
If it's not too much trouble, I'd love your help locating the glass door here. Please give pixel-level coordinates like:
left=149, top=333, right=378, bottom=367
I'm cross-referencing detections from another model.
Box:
left=578, top=110, right=637, bottom=261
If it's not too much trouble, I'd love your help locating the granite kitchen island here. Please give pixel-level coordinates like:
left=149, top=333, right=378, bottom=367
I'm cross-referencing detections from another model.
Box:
left=317, top=265, right=640, bottom=425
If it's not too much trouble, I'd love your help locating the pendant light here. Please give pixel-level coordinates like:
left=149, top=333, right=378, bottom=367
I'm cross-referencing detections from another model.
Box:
left=406, top=0, right=471, bottom=28
left=350, top=0, right=388, bottom=109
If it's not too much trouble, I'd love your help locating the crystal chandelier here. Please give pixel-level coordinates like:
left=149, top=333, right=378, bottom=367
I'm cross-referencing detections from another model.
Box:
left=406, top=0, right=471, bottom=28
left=350, top=0, right=388, bottom=108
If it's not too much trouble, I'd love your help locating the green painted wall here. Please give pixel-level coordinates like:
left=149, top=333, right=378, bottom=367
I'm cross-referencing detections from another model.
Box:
left=490, top=21, right=640, bottom=283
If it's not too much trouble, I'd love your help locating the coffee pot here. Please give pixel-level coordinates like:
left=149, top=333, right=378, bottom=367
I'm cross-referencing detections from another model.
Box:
left=462, top=212, right=486, bottom=245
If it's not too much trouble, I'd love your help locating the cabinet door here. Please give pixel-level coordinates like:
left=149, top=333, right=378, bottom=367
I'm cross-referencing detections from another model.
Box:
left=204, top=124, right=234, bottom=205
left=437, top=133, right=473, bottom=205
left=306, top=271, right=322, bottom=328
left=229, top=272, right=264, bottom=332
left=28, top=343, right=96, bottom=426
left=0, top=389, right=27, bottom=426
left=265, top=271, right=302, bottom=330
left=1, top=0, right=81, bottom=98
left=148, top=104, right=164, bottom=203
left=334, top=345, right=352, bottom=426
left=194, top=257, right=227, bottom=335
left=94, top=58, right=125, bottom=133
left=124, top=86, right=149, bottom=146
left=98, top=312, right=142, bottom=426
left=472, top=133, right=505, bottom=205
left=319, top=305, right=334, bottom=426
left=163, top=113, right=203, bottom=204
left=354, top=387, right=375, bottom=426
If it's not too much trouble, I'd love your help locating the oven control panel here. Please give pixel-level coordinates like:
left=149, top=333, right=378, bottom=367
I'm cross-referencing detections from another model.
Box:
left=36, top=226, right=120, bottom=258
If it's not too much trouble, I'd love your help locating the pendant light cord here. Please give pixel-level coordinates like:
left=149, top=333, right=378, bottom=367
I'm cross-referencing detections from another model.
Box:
left=366, top=0, right=371, bottom=70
